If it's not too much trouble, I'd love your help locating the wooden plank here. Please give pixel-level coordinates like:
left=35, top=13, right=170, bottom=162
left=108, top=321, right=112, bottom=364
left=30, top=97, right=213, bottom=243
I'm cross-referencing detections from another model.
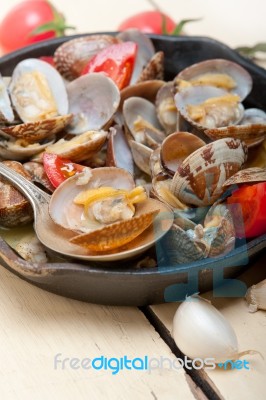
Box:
left=0, top=265, right=198, bottom=400
left=150, top=253, right=266, bottom=400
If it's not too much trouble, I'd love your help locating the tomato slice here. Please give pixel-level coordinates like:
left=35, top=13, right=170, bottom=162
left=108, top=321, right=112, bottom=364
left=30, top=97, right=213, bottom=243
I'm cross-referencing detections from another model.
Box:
left=43, top=153, right=85, bottom=188
left=38, top=56, right=55, bottom=67
left=226, top=182, right=266, bottom=238
left=81, top=41, right=137, bottom=89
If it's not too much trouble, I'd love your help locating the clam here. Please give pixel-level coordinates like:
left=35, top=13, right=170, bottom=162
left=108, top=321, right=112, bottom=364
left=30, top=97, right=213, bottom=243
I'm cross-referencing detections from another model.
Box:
left=175, top=86, right=244, bottom=138
left=106, top=125, right=134, bottom=175
left=155, top=82, right=178, bottom=134
left=160, top=131, right=206, bottom=176
left=129, top=141, right=153, bottom=176
left=66, top=73, right=120, bottom=134
left=54, top=34, right=121, bottom=80
left=136, top=51, right=164, bottom=83
left=0, top=114, right=72, bottom=144
left=123, top=97, right=165, bottom=145
left=222, top=167, right=266, bottom=187
left=23, top=161, right=54, bottom=193
left=0, top=160, right=33, bottom=227
left=117, top=29, right=155, bottom=84
left=170, top=138, right=248, bottom=206
left=176, top=58, right=252, bottom=100
left=0, top=74, right=14, bottom=124
left=9, top=58, right=68, bottom=123
left=49, top=167, right=172, bottom=252
left=45, top=130, right=108, bottom=162
left=0, top=137, right=55, bottom=161
left=120, top=80, right=164, bottom=107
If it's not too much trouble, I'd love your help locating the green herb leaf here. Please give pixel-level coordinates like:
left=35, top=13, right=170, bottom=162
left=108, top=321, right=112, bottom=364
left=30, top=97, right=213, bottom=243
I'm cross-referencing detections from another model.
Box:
left=170, top=18, right=202, bottom=36
left=236, top=42, right=266, bottom=57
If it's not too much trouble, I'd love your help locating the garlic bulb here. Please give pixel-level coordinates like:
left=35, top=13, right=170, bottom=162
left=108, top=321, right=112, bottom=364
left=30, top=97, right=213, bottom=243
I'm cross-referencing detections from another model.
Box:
left=245, top=279, right=266, bottom=313
left=172, top=295, right=254, bottom=363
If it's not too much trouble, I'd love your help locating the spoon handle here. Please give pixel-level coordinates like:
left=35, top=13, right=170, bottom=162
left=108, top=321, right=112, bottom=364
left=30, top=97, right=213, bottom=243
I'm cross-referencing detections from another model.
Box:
left=0, top=162, right=51, bottom=211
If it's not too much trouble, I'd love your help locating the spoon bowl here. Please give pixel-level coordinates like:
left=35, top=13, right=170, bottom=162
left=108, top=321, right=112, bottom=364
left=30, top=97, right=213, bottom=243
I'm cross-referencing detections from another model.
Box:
left=0, top=162, right=173, bottom=262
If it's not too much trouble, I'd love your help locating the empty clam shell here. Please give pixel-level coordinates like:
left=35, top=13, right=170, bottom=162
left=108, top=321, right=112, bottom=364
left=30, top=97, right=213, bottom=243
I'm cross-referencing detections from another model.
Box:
left=176, top=58, right=252, bottom=100
left=54, top=35, right=121, bottom=80
left=9, top=58, right=68, bottom=123
left=170, top=138, right=248, bottom=206
left=66, top=73, right=120, bottom=134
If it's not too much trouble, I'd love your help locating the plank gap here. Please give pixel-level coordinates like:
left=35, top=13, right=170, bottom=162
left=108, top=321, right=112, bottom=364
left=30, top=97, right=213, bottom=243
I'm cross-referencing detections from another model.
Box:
left=139, top=305, right=224, bottom=400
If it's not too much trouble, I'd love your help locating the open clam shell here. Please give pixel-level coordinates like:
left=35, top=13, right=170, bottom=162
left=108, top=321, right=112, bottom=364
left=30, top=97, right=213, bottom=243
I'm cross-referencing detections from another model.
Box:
left=175, top=86, right=245, bottom=139
left=106, top=125, right=134, bottom=175
left=54, top=35, right=121, bottom=80
left=49, top=166, right=173, bottom=253
left=155, top=81, right=178, bottom=134
left=66, top=73, right=120, bottom=134
left=9, top=58, right=68, bottom=123
left=123, top=96, right=165, bottom=144
left=45, top=130, right=108, bottom=162
left=160, top=131, right=205, bottom=176
left=0, top=74, right=14, bottom=124
left=0, top=137, right=55, bottom=161
left=176, top=58, right=252, bottom=101
left=170, top=138, right=248, bottom=206
left=0, top=114, right=72, bottom=144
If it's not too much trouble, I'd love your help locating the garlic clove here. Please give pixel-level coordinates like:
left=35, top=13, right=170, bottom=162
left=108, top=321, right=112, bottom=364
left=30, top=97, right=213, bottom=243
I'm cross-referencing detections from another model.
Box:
left=245, top=279, right=266, bottom=313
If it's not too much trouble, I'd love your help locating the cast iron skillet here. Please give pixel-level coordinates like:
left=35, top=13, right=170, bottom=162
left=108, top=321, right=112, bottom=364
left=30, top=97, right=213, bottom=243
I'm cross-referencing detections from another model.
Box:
left=0, top=33, right=265, bottom=306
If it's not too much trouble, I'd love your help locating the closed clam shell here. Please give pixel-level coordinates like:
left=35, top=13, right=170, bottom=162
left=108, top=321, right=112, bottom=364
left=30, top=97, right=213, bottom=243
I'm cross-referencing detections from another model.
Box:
left=0, top=114, right=72, bottom=144
left=9, top=58, right=68, bottom=123
left=0, top=161, right=33, bottom=227
left=170, top=138, right=248, bottom=206
left=222, top=167, right=266, bottom=187
left=176, top=58, right=252, bottom=101
left=54, top=35, right=121, bottom=80
left=160, top=131, right=205, bottom=176
left=45, top=130, right=107, bottom=162
left=66, top=73, right=120, bottom=134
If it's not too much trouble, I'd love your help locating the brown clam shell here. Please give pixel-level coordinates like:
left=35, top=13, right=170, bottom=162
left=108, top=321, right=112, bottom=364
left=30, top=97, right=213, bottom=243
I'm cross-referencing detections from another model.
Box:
left=137, top=51, right=164, bottom=83
left=204, top=123, right=266, bottom=148
left=0, top=114, right=72, bottom=144
left=160, top=131, right=205, bottom=176
left=0, top=161, right=33, bottom=227
left=54, top=35, right=121, bottom=80
left=170, top=138, right=248, bottom=206
left=70, top=206, right=160, bottom=252
left=45, top=130, right=108, bottom=162
left=222, top=167, right=266, bottom=187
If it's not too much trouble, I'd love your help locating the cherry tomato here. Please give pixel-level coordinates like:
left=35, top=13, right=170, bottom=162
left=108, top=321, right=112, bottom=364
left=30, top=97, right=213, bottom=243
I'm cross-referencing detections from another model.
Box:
left=118, top=11, right=178, bottom=35
left=38, top=56, right=55, bottom=66
left=81, top=41, right=137, bottom=90
left=0, top=0, right=73, bottom=54
left=226, top=182, right=266, bottom=238
left=43, top=153, right=85, bottom=188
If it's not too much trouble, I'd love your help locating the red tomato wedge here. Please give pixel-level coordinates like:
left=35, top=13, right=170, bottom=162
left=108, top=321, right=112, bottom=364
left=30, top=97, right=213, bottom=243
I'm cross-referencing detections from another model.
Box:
left=43, top=153, right=85, bottom=188
left=81, top=41, right=137, bottom=90
left=226, top=182, right=266, bottom=238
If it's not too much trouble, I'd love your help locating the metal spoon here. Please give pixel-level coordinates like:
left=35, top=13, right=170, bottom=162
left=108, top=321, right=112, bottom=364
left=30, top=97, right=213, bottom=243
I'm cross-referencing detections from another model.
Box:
left=0, top=162, right=168, bottom=262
